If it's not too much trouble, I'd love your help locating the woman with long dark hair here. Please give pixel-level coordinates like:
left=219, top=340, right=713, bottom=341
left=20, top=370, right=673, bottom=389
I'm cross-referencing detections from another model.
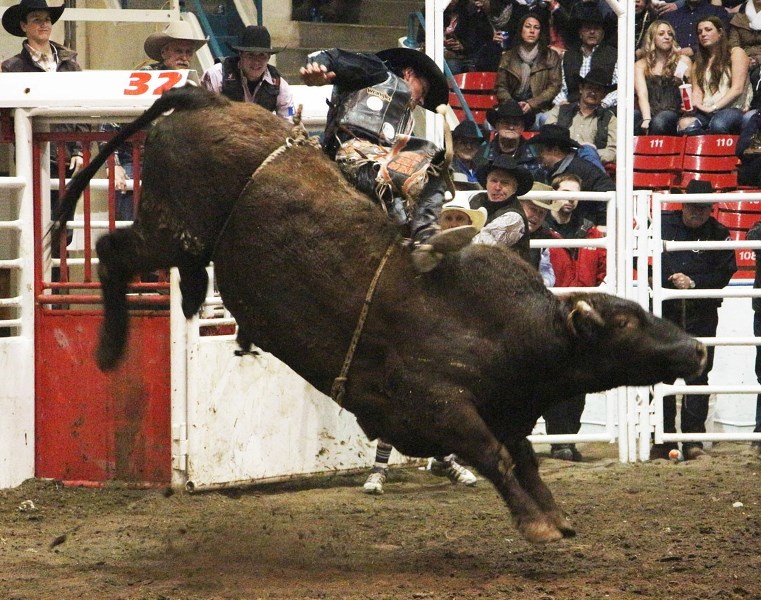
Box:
left=677, top=16, right=751, bottom=135
left=495, top=12, right=561, bottom=126
left=634, top=19, right=691, bottom=135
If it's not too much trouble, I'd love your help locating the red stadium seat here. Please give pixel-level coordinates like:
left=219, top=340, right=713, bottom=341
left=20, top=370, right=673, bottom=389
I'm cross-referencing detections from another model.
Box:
left=633, top=135, right=684, bottom=190
left=679, top=134, right=740, bottom=191
left=451, top=71, right=498, bottom=91
left=716, top=200, right=761, bottom=279
left=449, top=71, right=498, bottom=125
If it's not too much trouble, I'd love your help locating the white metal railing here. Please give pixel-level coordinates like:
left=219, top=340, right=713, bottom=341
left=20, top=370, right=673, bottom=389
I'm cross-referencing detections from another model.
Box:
left=647, top=190, right=761, bottom=457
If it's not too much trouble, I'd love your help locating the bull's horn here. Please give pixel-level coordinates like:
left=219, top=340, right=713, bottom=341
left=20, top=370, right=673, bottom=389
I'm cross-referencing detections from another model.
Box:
left=567, top=299, right=605, bottom=337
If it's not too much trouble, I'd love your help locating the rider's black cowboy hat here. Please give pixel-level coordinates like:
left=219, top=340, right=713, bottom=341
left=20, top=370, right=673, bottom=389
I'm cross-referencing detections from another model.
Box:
left=376, top=47, right=449, bottom=112
left=2, top=0, right=64, bottom=37
left=230, top=25, right=284, bottom=54
left=477, top=154, right=534, bottom=197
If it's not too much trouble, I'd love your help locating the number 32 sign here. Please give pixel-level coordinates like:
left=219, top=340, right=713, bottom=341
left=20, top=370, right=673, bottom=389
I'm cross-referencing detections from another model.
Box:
left=123, top=71, right=187, bottom=96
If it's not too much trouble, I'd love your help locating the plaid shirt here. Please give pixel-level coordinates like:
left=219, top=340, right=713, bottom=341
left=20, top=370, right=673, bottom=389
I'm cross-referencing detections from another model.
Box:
left=554, top=45, right=618, bottom=109
left=25, top=41, right=58, bottom=72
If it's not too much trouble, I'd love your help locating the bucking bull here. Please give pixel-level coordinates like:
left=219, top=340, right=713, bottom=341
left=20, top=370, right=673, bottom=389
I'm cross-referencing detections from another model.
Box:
left=56, top=86, right=706, bottom=544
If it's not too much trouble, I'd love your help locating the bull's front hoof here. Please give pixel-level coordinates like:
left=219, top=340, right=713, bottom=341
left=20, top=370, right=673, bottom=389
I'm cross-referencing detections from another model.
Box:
left=516, top=518, right=564, bottom=544
left=548, top=510, right=576, bottom=538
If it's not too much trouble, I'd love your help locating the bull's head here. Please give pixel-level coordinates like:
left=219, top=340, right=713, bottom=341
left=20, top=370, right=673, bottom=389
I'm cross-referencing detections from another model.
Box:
left=561, top=293, right=707, bottom=389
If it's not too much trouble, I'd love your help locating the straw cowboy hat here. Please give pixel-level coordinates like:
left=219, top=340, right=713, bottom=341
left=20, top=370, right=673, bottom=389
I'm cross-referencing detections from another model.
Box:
left=144, top=21, right=208, bottom=62
left=375, top=47, right=449, bottom=112
left=441, top=197, right=488, bottom=231
left=520, top=181, right=562, bottom=210
left=2, top=0, right=64, bottom=37
left=230, top=25, right=283, bottom=54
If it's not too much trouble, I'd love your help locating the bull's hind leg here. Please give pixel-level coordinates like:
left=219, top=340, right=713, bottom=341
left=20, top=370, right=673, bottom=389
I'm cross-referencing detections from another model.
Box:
left=507, top=438, right=575, bottom=538
left=95, top=228, right=145, bottom=371
left=178, top=264, right=209, bottom=319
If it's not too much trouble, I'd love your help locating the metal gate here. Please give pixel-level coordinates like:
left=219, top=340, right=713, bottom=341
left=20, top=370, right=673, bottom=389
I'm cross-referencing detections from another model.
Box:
left=32, top=123, right=172, bottom=485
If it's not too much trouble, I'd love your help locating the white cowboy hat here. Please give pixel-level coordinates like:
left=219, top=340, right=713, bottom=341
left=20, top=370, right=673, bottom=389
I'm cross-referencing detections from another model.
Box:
left=442, top=197, right=488, bottom=232
left=144, top=21, right=208, bottom=62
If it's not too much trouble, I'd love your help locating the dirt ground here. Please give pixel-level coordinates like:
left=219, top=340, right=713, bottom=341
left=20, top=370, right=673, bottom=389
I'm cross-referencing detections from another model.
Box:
left=1, top=442, right=759, bottom=600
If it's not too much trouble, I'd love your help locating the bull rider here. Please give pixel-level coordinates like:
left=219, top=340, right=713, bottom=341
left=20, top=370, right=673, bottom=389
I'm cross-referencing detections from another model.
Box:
left=300, top=47, right=476, bottom=272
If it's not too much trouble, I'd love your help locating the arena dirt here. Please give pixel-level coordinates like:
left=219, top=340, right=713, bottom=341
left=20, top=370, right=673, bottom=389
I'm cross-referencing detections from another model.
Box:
left=1, top=442, right=759, bottom=600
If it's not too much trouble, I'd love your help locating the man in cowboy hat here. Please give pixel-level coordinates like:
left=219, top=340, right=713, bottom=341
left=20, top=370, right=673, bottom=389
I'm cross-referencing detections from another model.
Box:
left=487, top=100, right=547, bottom=184
left=552, top=6, right=618, bottom=111
left=470, top=155, right=534, bottom=262
left=97, top=21, right=207, bottom=220
left=143, top=20, right=207, bottom=71
left=530, top=123, right=613, bottom=226
left=300, top=47, right=472, bottom=273
left=653, top=179, right=736, bottom=461
left=451, top=121, right=486, bottom=190
left=2, top=0, right=84, bottom=211
left=201, top=25, right=294, bottom=119
left=545, top=67, right=617, bottom=167
left=1, top=0, right=73, bottom=73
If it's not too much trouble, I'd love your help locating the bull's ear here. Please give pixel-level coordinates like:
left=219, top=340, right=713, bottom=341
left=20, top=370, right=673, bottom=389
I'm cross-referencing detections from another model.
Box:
left=566, top=299, right=605, bottom=339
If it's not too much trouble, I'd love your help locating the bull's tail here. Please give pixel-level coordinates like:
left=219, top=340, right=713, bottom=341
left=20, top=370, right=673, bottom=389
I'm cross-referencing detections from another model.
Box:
left=51, top=85, right=230, bottom=232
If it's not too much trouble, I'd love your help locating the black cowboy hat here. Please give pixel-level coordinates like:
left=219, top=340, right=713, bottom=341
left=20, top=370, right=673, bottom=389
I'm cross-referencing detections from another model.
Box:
left=529, top=124, right=581, bottom=151
left=579, top=67, right=615, bottom=91
left=476, top=155, right=534, bottom=197
left=452, top=120, right=485, bottom=142
left=684, top=179, right=714, bottom=195
left=486, top=100, right=532, bottom=128
left=230, top=25, right=283, bottom=54
left=572, top=5, right=607, bottom=28
left=376, top=47, right=449, bottom=112
left=2, top=0, right=64, bottom=37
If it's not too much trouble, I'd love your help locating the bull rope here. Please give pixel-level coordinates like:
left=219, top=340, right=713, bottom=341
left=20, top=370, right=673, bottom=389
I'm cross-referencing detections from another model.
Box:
left=213, top=105, right=321, bottom=258
left=214, top=106, right=397, bottom=405
left=330, top=241, right=396, bottom=406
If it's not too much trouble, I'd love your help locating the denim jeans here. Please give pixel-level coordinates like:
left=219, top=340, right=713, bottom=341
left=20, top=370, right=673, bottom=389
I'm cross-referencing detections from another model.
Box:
left=634, top=109, right=679, bottom=135
left=116, top=161, right=135, bottom=221
left=679, top=107, right=744, bottom=135
left=576, top=144, right=606, bottom=172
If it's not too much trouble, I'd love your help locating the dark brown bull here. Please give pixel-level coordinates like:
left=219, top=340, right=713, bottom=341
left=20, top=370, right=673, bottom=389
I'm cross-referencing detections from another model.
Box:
left=56, top=86, right=707, bottom=544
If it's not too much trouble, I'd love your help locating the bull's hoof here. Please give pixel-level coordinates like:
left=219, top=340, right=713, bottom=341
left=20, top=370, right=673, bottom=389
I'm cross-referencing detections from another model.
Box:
left=95, top=342, right=123, bottom=372
left=516, top=518, right=564, bottom=544
left=548, top=510, right=576, bottom=538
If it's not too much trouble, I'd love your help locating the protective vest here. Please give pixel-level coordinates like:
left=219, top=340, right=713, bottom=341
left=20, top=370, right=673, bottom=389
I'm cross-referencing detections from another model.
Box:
left=556, top=103, right=613, bottom=151
left=220, top=58, right=281, bottom=112
left=562, top=45, right=616, bottom=104
left=324, top=71, right=414, bottom=158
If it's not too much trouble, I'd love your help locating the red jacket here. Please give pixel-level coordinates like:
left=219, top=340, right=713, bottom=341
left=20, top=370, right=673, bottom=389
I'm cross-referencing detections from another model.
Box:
left=547, top=221, right=606, bottom=288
